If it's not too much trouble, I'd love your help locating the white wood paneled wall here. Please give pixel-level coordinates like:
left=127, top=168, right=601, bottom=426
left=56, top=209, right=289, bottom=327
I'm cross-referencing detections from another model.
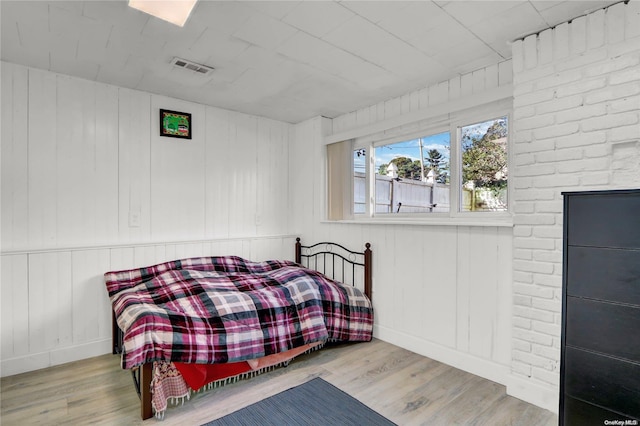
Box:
left=290, top=61, right=514, bottom=386
left=1, top=62, right=294, bottom=375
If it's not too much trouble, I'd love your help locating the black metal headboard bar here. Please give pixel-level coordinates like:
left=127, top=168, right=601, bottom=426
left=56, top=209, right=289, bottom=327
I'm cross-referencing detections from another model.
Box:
left=295, top=238, right=372, bottom=301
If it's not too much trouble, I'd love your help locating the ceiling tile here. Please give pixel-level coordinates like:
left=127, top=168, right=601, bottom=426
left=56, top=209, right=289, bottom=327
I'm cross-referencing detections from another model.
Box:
left=469, top=2, right=548, bottom=47
left=376, top=1, right=448, bottom=41
left=339, top=1, right=412, bottom=24
left=232, top=13, right=298, bottom=51
left=441, top=0, right=525, bottom=28
left=281, top=1, right=355, bottom=38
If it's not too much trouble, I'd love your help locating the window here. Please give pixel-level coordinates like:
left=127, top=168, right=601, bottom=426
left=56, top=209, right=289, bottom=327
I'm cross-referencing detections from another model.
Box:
left=339, top=110, right=509, bottom=220
left=372, top=132, right=450, bottom=214
left=460, top=116, right=508, bottom=212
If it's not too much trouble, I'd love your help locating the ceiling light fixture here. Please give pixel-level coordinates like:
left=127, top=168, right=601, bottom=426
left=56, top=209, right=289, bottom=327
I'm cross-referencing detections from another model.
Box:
left=128, top=0, right=197, bottom=27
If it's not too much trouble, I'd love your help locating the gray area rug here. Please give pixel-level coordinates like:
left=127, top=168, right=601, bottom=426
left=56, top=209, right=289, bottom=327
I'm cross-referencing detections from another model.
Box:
left=203, top=377, right=396, bottom=426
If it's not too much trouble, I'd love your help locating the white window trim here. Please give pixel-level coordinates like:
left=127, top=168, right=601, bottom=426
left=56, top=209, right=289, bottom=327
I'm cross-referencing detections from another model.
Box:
left=340, top=98, right=513, bottom=226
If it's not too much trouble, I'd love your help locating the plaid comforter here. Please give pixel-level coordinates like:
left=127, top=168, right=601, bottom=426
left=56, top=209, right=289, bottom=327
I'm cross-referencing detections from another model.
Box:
left=105, top=256, right=373, bottom=369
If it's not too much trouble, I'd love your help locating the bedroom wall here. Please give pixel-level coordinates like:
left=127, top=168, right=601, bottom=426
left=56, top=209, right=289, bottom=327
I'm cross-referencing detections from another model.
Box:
left=0, top=62, right=295, bottom=376
left=509, top=1, right=640, bottom=412
left=290, top=61, right=516, bottom=394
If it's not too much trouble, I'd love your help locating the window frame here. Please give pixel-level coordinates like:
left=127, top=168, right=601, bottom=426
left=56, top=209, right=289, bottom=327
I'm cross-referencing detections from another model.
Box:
left=349, top=106, right=512, bottom=223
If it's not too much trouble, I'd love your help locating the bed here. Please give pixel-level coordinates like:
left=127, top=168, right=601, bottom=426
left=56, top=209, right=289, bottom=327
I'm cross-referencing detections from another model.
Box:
left=105, top=238, right=373, bottom=420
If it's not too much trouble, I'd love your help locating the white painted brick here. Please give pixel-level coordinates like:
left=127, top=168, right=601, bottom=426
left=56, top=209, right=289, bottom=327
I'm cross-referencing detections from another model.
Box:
left=555, top=48, right=608, bottom=73
left=513, top=81, right=535, bottom=96
left=532, top=250, right=561, bottom=265
left=570, top=15, right=587, bottom=55
left=584, top=54, right=639, bottom=78
left=514, top=105, right=536, bottom=120
left=556, top=157, right=610, bottom=173
left=514, top=294, right=532, bottom=306
left=512, top=361, right=532, bottom=378
left=536, top=94, right=583, bottom=115
left=514, top=202, right=535, bottom=214
left=513, top=270, right=534, bottom=283
left=533, top=273, right=562, bottom=288
left=538, top=29, right=553, bottom=65
left=555, top=104, right=607, bottom=124
left=513, top=339, right=532, bottom=352
left=532, top=174, right=580, bottom=188
left=514, top=188, right=556, bottom=201
left=515, top=164, right=556, bottom=177
left=582, top=111, right=639, bottom=132
left=534, top=200, right=563, bottom=213
left=609, top=35, right=640, bottom=58
left=610, top=67, right=640, bottom=85
left=514, top=283, right=555, bottom=299
left=587, top=9, right=606, bottom=49
left=532, top=225, right=562, bottom=239
left=581, top=171, right=611, bottom=186
left=532, top=297, right=561, bottom=313
left=515, top=154, right=535, bottom=166
left=626, top=0, right=640, bottom=40
left=554, top=22, right=570, bottom=60
left=513, top=226, right=533, bottom=238
left=606, top=1, right=627, bottom=44
left=610, top=123, right=640, bottom=143
left=518, top=64, right=557, bottom=85
left=515, top=115, right=554, bottom=131
left=513, top=177, right=533, bottom=189
left=536, top=69, right=583, bottom=91
left=608, top=96, right=640, bottom=114
left=514, top=129, right=533, bottom=144
left=535, top=147, right=583, bottom=163
left=532, top=366, right=559, bottom=386
left=513, top=259, right=554, bottom=274
left=531, top=320, right=560, bottom=337
left=514, top=249, right=533, bottom=261
left=514, top=236, right=556, bottom=250
left=532, top=342, right=561, bottom=361
left=524, top=34, right=538, bottom=70
left=533, top=123, right=579, bottom=140
left=555, top=77, right=606, bottom=98
left=513, top=328, right=554, bottom=346
left=585, top=81, right=640, bottom=104
left=583, top=144, right=611, bottom=158
left=514, top=89, right=555, bottom=107
left=554, top=130, right=607, bottom=148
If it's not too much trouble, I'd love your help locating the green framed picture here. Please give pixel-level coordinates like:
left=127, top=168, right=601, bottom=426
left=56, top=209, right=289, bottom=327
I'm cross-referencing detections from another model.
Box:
left=160, top=109, right=192, bottom=139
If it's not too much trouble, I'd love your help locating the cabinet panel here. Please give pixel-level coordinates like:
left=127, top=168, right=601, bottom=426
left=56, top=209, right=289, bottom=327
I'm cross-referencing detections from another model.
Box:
left=563, top=396, right=635, bottom=425
left=566, top=192, right=640, bottom=249
left=564, top=347, right=640, bottom=419
left=567, top=246, right=640, bottom=305
left=566, top=297, right=640, bottom=362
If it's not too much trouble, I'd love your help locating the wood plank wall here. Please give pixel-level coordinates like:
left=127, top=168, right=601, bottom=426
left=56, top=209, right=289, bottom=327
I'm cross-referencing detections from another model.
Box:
left=0, top=62, right=294, bottom=376
left=290, top=60, right=515, bottom=386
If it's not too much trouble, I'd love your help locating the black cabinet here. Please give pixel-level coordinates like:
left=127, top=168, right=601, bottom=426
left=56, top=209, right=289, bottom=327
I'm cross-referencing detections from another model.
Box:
left=561, top=189, right=640, bottom=425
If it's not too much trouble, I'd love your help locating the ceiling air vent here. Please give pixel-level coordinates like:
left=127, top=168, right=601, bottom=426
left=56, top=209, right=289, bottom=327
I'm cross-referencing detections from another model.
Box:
left=171, top=57, right=214, bottom=75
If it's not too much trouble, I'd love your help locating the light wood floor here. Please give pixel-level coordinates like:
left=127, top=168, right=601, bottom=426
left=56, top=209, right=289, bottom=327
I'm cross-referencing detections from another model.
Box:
left=1, top=339, right=557, bottom=425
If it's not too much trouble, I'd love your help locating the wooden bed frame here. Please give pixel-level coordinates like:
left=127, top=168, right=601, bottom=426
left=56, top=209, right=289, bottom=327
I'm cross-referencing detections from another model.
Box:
left=112, top=238, right=372, bottom=420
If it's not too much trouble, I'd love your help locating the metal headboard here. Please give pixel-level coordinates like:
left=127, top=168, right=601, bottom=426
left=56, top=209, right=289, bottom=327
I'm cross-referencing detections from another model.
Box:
left=295, top=237, right=372, bottom=301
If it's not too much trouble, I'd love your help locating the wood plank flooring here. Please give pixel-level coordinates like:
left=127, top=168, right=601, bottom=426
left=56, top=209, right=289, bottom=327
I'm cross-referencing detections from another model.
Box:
left=1, top=339, right=557, bottom=425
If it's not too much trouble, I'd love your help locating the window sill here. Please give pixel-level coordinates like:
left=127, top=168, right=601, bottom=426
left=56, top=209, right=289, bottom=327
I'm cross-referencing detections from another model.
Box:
left=321, top=217, right=513, bottom=228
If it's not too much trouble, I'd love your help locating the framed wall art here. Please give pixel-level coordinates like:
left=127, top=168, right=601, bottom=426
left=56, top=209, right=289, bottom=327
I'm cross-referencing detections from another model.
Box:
left=160, top=109, right=192, bottom=139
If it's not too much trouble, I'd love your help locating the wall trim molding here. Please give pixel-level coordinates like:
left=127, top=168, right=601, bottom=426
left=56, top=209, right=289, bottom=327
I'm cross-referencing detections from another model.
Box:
left=1, top=339, right=112, bottom=377
left=324, top=85, right=513, bottom=145
left=506, top=373, right=559, bottom=414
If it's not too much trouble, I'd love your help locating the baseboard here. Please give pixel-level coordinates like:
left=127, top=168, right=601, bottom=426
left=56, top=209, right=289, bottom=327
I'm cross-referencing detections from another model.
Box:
left=1, top=339, right=112, bottom=377
left=506, top=373, right=559, bottom=414
left=373, top=325, right=510, bottom=389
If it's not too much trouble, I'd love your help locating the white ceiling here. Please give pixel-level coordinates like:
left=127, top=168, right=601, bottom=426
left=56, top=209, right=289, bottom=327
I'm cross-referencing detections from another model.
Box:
left=1, top=0, right=620, bottom=124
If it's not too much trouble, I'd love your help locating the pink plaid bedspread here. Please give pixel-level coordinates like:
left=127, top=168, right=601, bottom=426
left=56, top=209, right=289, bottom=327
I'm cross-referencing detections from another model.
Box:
left=105, top=256, right=373, bottom=369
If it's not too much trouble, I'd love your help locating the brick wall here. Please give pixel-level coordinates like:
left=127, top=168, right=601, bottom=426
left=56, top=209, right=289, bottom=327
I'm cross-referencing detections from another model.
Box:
left=510, top=0, right=640, bottom=405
